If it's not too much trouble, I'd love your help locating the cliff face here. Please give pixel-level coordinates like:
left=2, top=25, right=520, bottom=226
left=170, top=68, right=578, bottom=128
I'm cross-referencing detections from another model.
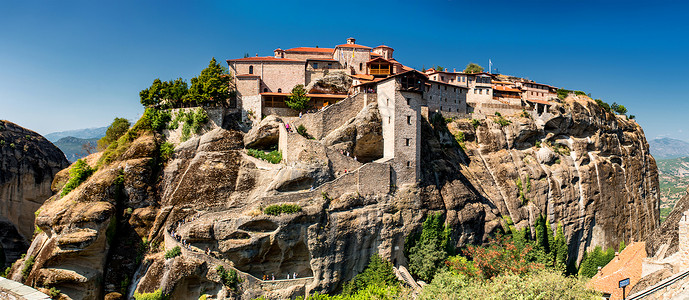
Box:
left=0, top=120, right=68, bottom=268
left=11, top=96, right=660, bottom=299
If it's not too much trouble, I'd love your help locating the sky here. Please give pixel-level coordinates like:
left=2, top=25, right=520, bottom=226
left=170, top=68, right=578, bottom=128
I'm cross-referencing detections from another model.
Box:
left=1, top=0, right=688, bottom=141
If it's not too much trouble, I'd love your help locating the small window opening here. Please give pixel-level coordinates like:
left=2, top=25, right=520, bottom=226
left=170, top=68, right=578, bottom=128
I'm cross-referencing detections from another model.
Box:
left=407, top=116, right=411, bottom=125
left=263, top=88, right=268, bottom=92
left=277, top=88, right=282, bottom=93
left=405, top=139, right=410, bottom=146
left=249, top=65, right=254, bottom=74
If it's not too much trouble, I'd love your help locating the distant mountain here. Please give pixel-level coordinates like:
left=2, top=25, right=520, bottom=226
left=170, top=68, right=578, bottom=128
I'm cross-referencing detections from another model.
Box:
left=649, top=138, right=689, bottom=160
left=44, top=126, right=108, bottom=142
left=53, top=136, right=99, bottom=162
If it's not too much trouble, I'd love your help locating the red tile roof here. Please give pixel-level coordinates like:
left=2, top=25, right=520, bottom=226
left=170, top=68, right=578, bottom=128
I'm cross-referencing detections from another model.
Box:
left=335, top=44, right=372, bottom=49
left=374, top=45, right=393, bottom=49
left=284, top=47, right=335, bottom=53
left=525, top=98, right=551, bottom=105
left=350, top=74, right=375, bottom=81
left=236, top=74, right=260, bottom=78
left=589, top=242, right=646, bottom=300
left=227, top=56, right=302, bottom=62
left=306, top=58, right=337, bottom=62
left=493, top=85, right=522, bottom=93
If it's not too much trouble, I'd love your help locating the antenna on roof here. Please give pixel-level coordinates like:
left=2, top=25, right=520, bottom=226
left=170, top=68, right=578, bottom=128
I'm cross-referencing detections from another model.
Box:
left=489, top=59, right=493, bottom=74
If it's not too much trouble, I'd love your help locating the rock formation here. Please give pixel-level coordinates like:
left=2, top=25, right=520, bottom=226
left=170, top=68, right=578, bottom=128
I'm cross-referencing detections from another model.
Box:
left=9, top=95, right=660, bottom=299
left=0, top=120, right=68, bottom=268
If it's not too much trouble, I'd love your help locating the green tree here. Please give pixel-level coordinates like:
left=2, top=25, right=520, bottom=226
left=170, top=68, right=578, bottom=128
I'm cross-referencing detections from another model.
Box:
left=433, top=65, right=444, bottom=72
left=611, top=102, right=628, bottom=115
left=97, top=117, right=131, bottom=150
left=553, top=222, right=567, bottom=267
left=464, top=63, right=484, bottom=74
left=186, top=58, right=231, bottom=106
left=286, top=84, right=311, bottom=112
left=343, top=254, right=398, bottom=295
left=139, top=78, right=189, bottom=108
left=408, top=212, right=452, bottom=282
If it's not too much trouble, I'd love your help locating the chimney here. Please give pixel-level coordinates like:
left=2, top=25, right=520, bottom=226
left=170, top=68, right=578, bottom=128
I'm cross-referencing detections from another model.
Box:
left=347, top=37, right=356, bottom=45
left=453, top=68, right=456, bottom=72
left=597, top=266, right=603, bottom=276
left=615, top=252, right=620, bottom=261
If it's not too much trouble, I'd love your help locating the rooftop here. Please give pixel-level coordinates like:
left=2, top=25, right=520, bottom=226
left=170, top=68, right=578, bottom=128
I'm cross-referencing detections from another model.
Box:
left=284, top=47, right=335, bottom=53
left=227, top=56, right=302, bottom=62
left=335, top=43, right=372, bottom=49
left=588, top=242, right=647, bottom=300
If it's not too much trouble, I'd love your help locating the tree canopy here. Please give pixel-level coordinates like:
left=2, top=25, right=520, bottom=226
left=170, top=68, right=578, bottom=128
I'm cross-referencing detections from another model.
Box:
left=464, top=63, right=484, bottom=74
left=286, top=84, right=311, bottom=111
left=97, top=117, right=131, bottom=150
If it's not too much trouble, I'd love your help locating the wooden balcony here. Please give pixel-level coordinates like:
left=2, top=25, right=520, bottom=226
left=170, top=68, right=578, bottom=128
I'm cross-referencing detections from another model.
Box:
left=370, top=69, right=391, bottom=75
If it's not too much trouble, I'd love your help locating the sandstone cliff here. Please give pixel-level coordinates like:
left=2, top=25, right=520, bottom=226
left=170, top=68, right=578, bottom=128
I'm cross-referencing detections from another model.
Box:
left=10, top=95, right=660, bottom=299
left=0, top=120, right=68, bottom=269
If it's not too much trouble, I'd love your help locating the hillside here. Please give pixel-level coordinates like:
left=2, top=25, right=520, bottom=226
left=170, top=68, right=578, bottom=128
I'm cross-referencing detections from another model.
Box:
left=53, top=136, right=99, bottom=162
left=5, top=95, right=659, bottom=299
left=657, top=156, right=689, bottom=221
left=649, top=137, right=689, bottom=160
left=44, top=126, right=107, bottom=142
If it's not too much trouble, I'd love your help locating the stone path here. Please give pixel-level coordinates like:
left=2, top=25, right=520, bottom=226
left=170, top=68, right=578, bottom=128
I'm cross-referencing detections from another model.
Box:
left=0, top=277, right=49, bottom=300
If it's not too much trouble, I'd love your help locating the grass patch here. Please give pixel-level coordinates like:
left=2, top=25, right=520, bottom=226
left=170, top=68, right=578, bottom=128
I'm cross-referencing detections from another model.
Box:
left=454, top=131, right=465, bottom=150
left=61, top=159, right=94, bottom=196
left=471, top=119, right=481, bottom=128
left=494, top=116, right=511, bottom=127
left=134, top=289, right=167, bottom=300
left=296, top=124, right=313, bottom=139
left=264, top=203, right=302, bottom=216
left=22, top=255, right=35, bottom=281
left=165, top=246, right=181, bottom=259
left=247, top=148, right=282, bottom=164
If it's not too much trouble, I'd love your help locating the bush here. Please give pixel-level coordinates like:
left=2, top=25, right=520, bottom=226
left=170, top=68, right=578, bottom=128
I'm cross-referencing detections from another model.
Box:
left=454, top=131, right=465, bottom=149
left=134, top=289, right=166, bottom=300
left=494, top=116, right=511, bottom=127
left=165, top=246, right=181, bottom=259
left=22, top=255, right=35, bottom=281
left=464, top=63, right=484, bottom=74
left=556, top=88, right=572, bottom=100
left=172, top=108, right=209, bottom=141
left=1, top=267, right=10, bottom=278
left=594, top=99, right=611, bottom=113
left=159, top=142, right=175, bottom=162
left=343, top=254, right=398, bottom=295
left=471, top=119, right=481, bottom=128
left=61, top=159, right=95, bottom=196
left=578, top=246, right=616, bottom=278
left=247, top=148, right=282, bottom=164
left=296, top=124, right=311, bottom=139
left=264, top=204, right=302, bottom=216
left=574, top=90, right=587, bottom=96
left=216, top=265, right=241, bottom=291
left=48, top=287, right=60, bottom=298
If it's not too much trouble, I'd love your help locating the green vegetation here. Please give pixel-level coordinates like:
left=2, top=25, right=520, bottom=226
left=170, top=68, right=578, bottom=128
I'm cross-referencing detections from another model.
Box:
left=574, top=90, right=587, bottom=96
left=61, top=159, right=95, bottom=196
left=170, top=108, right=208, bottom=141
left=22, top=255, right=35, bottom=281
left=140, top=58, right=232, bottom=108
left=286, top=84, right=311, bottom=111
left=134, top=289, right=167, bottom=300
left=1, top=267, right=10, bottom=278
left=264, top=203, right=302, bottom=216
left=470, top=119, right=481, bottom=128
left=557, top=88, right=572, bottom=100
left=97, top=117, right=131, bottom=150
left=454, top=131, right=465, bottom=149
left=159, top=142, right=175, bottom=162
left=594, top=99, right=611, bottom=113
left=47, top=287, right=61, bottom=298
left=216, top=265, right=241, bottom=291
left=494, top=116, right=511, bottom=127
left=247, top=148, right=282, bottom=164
left=464, top=63, right=484, bottom=74
left=516, top=175, right=531, bottom=204
left=164, top=246, right=181, bottom=259
left=611, top=102, right=628, bottom=115
left=578, top=245, right=618, bottom=278
left=342, top=254, right=397, bottom=295
left=407, top=212, right=452, bottom=282
left=296, top=124, right=312, bottom=139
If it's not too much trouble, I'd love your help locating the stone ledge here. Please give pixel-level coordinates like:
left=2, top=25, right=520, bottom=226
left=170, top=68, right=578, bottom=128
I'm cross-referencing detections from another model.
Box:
left=0, top=277, right=49, bottom=300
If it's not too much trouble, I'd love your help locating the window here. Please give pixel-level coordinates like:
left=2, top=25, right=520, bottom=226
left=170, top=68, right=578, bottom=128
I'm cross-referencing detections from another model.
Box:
left=313, top=63, right=318, bottom=69
left=359, top=63, right=363, bottom=71
left=407, top=115, right=411, bottom=125
left=388, top=116, right=391, bottom=124
left=407, top=161, right=411, bottom=167
left=405, top=139, right=410, bottom=146
left=441, top=76, right=445, bottom=81
left=479, top=89, right=482, bottom=94
left=440, top=106, right=443, bottom=111
left=328, top=63, right=332, bottom=68
left=263, top=88, right=268, bottom=92
left=406, top=98, right=410, bottom=105
left=277, top=88, right=282, bottom=93
left=249, top=65, right=254, bottom=74
left=386, top=99, right=389, bottom=106
left=454, top=88, right=456, bottom=92
left=445, top=86, right=447, bottom=91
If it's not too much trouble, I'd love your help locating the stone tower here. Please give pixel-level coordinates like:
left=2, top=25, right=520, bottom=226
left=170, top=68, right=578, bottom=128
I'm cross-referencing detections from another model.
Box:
left=679, top=210, right=689, bottom=265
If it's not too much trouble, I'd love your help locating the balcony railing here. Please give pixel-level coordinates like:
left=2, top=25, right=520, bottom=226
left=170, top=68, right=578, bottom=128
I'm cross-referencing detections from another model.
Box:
left=370, top=69, right=391, bottom=75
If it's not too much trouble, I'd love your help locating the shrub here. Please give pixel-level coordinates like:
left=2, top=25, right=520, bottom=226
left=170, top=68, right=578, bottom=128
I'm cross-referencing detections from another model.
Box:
left=216, top=265, right=241, bottom=291
left=22, top=255, right=35, bottom=281
left=247, top=148, right=282, bottom=164
left=173, top=108, right=209, bottom=141
left=264, top=204, right=302, bottom=216
left=159, top=142, right=175, bottom=162
left=594, top=99, right=611, bottom=113
left=1, top=267, right=10, bottom=278
left=61, top=159, right=95, bottom=196
left=574, top=90, right=587, bottom=96
left=556, top=88, right=572, bottom=100
left=296, top=124, right=312, bottom=139
left=494, top=116, right=511, bottom=127
left=454, top=131, right=465, bottom=149
left=134, top=289, right=166, bottom=300
left=471, top=119, right=481, bottom=128
left=611, top=102, right=628, bottom=115
left=48, top=287, right=60, bottom=298
left=578, top=246, right=616, bottom=278
left=464, top=63, right=484, bottom=74
left=450, top=235, right=544, bottom=280
left=286, top=84, right=311, bottom=111
left=165, top=246, right=181, bottom=259
left=10, top=143, right=15, bottom=148
left=343, top=254, right=398, bottom=295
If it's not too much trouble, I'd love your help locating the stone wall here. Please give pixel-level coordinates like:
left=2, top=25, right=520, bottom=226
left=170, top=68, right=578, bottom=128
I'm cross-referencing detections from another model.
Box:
left=290, top=93, right=366, bottom=140
left=333, top=48, right=370, bottom=75
left=232, top=61, right=305, bottom=94
left=426, top=81, right=468, bottom=115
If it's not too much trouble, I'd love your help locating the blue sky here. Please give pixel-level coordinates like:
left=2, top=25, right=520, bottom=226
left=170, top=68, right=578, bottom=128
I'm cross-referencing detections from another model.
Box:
left=1, top=0, right=687, bottom=141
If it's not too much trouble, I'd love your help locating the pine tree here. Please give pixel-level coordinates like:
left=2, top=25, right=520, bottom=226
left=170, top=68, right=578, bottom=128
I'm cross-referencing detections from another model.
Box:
left=554, top=222, right=567, bottom=267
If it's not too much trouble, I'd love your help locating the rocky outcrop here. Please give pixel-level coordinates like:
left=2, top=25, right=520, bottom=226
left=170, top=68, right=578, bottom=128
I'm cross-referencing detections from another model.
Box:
left=13, top=96, right=660, bottom=299
left=243, top=115, right=281, bottom=150
left=306, top=72, right=351, bottom=95
left=0, top=120, right=68, bottom=268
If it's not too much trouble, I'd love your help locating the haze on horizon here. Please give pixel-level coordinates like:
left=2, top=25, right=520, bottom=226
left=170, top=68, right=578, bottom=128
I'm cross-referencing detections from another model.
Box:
left=1, top=0, right=687, bottom=141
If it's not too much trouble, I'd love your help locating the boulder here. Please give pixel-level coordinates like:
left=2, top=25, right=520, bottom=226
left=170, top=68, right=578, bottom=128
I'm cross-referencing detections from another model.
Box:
left=244, top=115, right=282, bottom=149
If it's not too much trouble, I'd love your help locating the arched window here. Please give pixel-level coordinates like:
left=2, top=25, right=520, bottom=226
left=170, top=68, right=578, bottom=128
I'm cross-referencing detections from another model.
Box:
left=263, top=88, right=268, bottom=92
left=359, top=63, right=363, bottom=71
left=249, top=66, right=254, bottom=74
left=277, top=88, right=282, bottom=93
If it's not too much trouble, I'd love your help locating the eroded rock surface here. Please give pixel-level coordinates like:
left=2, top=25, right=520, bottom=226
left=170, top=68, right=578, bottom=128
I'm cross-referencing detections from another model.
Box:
left=0, top=120, right=68, bottom=268
left=12, top=96, right=660, bottom=299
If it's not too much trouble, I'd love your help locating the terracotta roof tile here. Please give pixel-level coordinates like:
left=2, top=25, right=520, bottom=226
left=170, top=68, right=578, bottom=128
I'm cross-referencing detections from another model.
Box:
left=236, top=74, right=260, bottom=78
left=588, top=242, right=647, bottom=300
left=227, top=56, right=302, bottom=62
left=335, top=44, right=372, bottom=49
left=284, top=47, right=335, bottom=53
left=493, top=85, right=521, bottom=93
